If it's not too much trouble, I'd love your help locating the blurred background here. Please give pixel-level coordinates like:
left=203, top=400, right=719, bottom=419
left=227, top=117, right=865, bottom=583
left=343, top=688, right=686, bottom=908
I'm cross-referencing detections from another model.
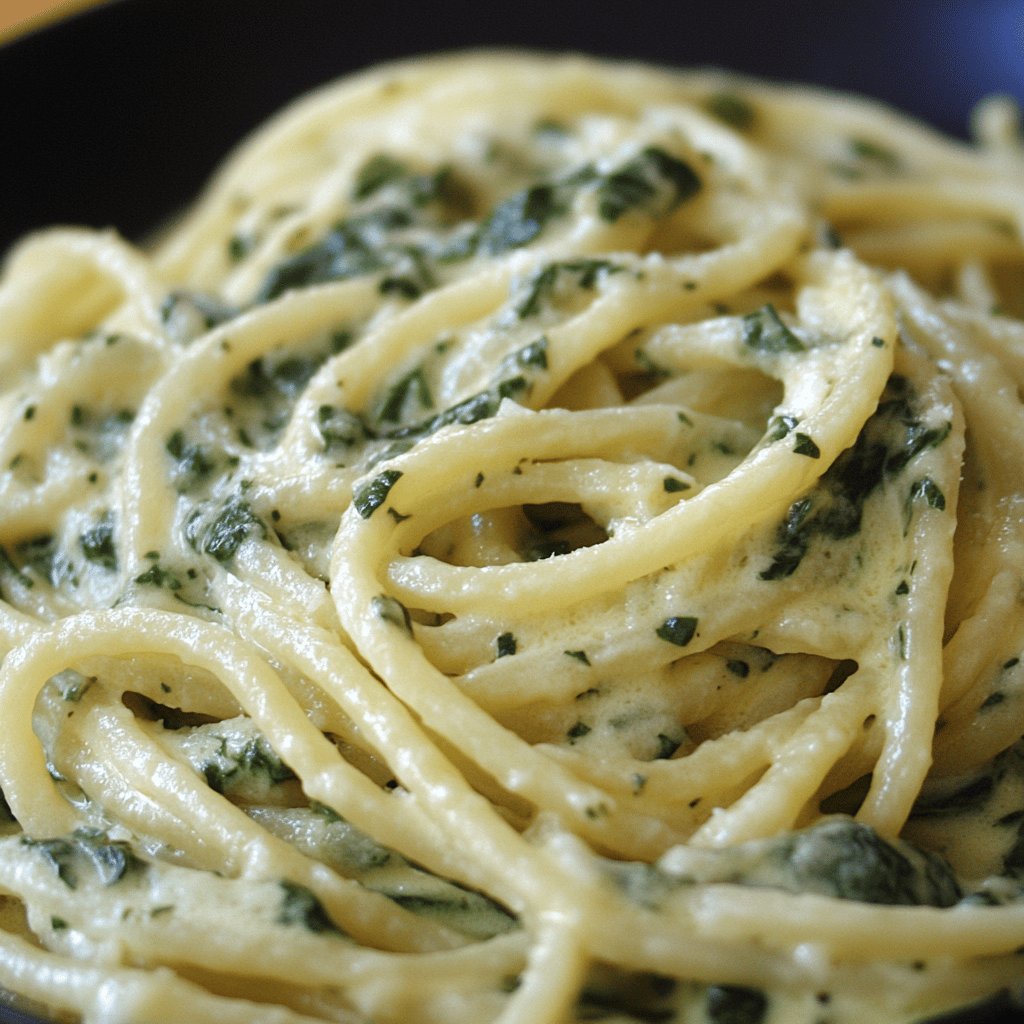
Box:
left=1, top=0, right=1022, bottom=253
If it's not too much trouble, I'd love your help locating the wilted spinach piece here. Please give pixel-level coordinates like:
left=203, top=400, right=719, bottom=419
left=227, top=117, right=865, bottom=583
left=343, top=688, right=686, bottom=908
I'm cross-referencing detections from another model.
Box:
left=78, top=512, right=117, bottom=571
left=277, top=880, right=343, bottom=935
left=759, top=374, right=953, bottom=580
left=186, top=494, right=267, bottom=562
left=596, top=146, right=702, bottom=223
left=22, top=829, right=142, bottom=889
left=706, top=985, right=768, bottom=1024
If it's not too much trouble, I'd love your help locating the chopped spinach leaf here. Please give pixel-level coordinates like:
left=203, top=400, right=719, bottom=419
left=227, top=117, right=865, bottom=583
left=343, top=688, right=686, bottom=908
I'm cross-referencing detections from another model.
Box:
left=187, top=495, right=267, bottom=563
left=760, top=375, right=952, bottom=579
left=567, top=721, right=591, bottom=742
left=277, top=880, right=343, bottom=934
left=134, top=560, right=183, bottom=591
left=376, top=366, right=434, bottom=423
left=165, top=430, right=217, bottom=493
left=704, top=92, right=756, bottom=130
left=478, top=183, right=562, bottom=254
left=79, top=512, right=117, bottom=571
left=706, top=985, right=768, bottom=1024
left=496, top=632, right=517, bottom=658
left=353, top=469, right=403, bottom=519
left=22, top=830, right=141, bottom=890
left=514, top=259, right=622, bottom=318
left=597, top=146, right=701, bottom=222
left=793, top=432, right=821, bottom=458
left=656, top=615, right=698, bottom=647
left=742, top=304, right=805, bottom=354
left=850, top=136, right=900, bottom=170
left=352, top=153, right=409, bottom=199
left=316, top=405, right=367, bottom=452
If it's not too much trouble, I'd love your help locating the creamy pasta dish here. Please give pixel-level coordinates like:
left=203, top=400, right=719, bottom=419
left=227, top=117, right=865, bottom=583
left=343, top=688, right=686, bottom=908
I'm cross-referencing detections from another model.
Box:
left=0, top=50, right=1022, bottom=1024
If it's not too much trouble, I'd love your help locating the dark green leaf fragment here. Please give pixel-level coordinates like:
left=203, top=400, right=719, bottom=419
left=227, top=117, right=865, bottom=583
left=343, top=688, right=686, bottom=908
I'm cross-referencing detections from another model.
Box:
left=352, top=153, right=409, bottom=199
left=597, top=146, right=701, bottom=222
left=316, top=405, right=367, bottom=452
left=79, top=512, right=117, bottom=571
left=781, top=818, right=961, bottom=906
left=503, top=336, right=549, bottom=372
left=850, top=136, right=900, bottom=170
left=134, top=561, right=182, bottom=591
left=188, top=496, right=267, bottom=562
left=654, top=733, right=683, bottom=759
left=704, top=91, right=756, bottom=130
left=706, top=985, right=768, bottom=1024
left=793, top=433, right=821, bottom=458
left=353, top=469, right=403, bottom=519
left=496, top=632, right=517, bottom=658
left=165, top=430, right=217, bottom=493
left=910, top=476, right=946, bottom=511
left=656, top=615, right=698, bottom=647
left=277, top=880, right=343, bottom=934
left=766, top=414, right=799, bottom=441
left=377, top=367, right=433, bottom=424
left=478, top=184, right=561, bottom=254
left=22, top=830, right=141, bottom=890
left=514, top=259, right=622, bottom=318
left=758, top=497, right=813, bottom=581
left=742, top=304, right=805, bottom=354
left=759, top=375, right=953, bottom=580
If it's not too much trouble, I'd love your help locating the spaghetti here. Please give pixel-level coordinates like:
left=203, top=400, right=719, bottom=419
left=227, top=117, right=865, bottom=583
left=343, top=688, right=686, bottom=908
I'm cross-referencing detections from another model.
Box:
left=0, top=50, right=1022, bottom=1024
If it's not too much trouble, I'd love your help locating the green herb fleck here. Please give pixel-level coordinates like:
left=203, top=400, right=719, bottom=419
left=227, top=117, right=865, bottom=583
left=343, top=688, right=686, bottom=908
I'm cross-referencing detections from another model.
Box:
left=766, top=414, right=799, bottom=441
left=377, top=366, right=434, bottom=423
left=277, top=880, right=343, bottom=934
left=742, top=305, right=805, bottom=354
left=793, top=433, right=821, bottom=458
left=597, top=146, right=701, bottom=222
left=705, top=91, right=755, bottom=130
left=496, top=632, right=517, bottom=658
left=656, top=616, right=698, bottom=647
left=316, top=405, right=367, bottom=452
left=79, top=512, right=117, bottom=571
left=706, top=984, right=768, bottom=1024
left=134, top=561, right=182, bottom=591
left=192, top=497, right=266, bottom=562
left=567, top=721, right=591, bottom=742
left=354, top=470, right=403, bottom=519
left=352, top=153, right=409, bottom=199
left=850, top=137, right=900, bottom=170
left=910, top=477, right=946, bottom=511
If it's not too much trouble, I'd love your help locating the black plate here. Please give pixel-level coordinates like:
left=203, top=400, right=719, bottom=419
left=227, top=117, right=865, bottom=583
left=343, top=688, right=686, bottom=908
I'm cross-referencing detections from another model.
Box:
left=0, top=1, right=1022, bottom=1022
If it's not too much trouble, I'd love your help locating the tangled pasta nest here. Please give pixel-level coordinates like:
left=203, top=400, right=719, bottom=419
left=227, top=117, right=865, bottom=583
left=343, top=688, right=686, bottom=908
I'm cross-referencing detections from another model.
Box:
left=0, top=51, right=1021, bottom=1024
